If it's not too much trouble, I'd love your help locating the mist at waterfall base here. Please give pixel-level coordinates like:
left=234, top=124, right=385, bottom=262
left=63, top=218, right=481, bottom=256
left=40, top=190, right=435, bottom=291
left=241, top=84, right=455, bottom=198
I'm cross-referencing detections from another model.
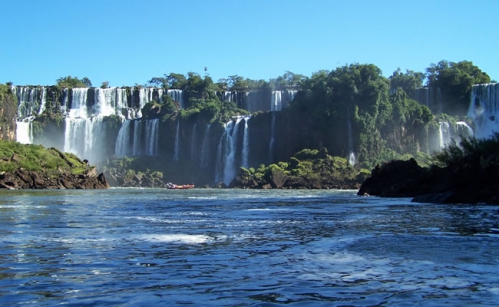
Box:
left=13, top=83, right=499, bottom=186
left=1, top=188, right=498, bottom=306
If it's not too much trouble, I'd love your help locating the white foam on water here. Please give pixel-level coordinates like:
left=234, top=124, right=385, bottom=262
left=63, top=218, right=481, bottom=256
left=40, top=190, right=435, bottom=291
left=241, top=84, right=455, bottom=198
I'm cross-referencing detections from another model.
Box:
left=139, top=234, right=211, bottom=244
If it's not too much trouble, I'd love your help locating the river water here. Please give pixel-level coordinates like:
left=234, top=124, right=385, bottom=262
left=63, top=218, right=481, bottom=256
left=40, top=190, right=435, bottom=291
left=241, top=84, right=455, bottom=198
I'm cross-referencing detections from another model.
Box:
left=1, top=188, right=498, bottom=306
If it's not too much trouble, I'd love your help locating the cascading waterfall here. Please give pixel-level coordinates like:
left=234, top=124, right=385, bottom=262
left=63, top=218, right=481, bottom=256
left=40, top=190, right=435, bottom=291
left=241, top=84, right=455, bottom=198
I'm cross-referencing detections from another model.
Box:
left=145, top=119, right=159, bottom=156
left=168, top=89, right=184, bottom=109
left=412, top=87, right=443, bottom=113
left=468, top=83, right=499, bottom=139
left=190, top=123, right=198, bottom=161
left=16, top=116, right=34, bottom=144
left=223, top=118, right=243, bottom=186
left=174, top=120, right=180, bottom=161
left=242, top=116, right=250, bottom=168
left=115, top=120, right=131, bottom=158
left=200, top=124, right=212, bottom=169
left=13, top=86, right=46, bottom=118
left=269, top=112, right=276, bottom=164
left=132, top=120, right=141, bottom=156
left=13, top=86, right=46, bottom=144
left=271, top=91, right=282, bottom=111
left=456, top=121, right=474, bottom=139
left=215, top=118, right=244, bottom=185
left=438, top=121, right=451, bottom=149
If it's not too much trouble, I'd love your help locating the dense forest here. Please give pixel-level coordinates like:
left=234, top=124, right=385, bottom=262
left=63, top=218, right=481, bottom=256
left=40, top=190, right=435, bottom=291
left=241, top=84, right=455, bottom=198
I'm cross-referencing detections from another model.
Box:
left=1, top=60, right=495, bottom=187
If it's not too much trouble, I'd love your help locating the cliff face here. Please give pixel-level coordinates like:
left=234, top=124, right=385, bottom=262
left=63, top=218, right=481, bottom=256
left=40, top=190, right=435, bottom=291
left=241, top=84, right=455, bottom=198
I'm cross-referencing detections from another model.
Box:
left=0, top=85, right=17, bottom=141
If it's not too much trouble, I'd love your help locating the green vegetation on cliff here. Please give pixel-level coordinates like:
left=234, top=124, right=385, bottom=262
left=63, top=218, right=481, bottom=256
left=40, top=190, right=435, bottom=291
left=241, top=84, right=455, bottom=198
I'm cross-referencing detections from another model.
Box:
left=0, top=140, right=94, bottom=175
left=0, top=84, right=17, bottom=141
left=233, top=148, right=370, bottom=189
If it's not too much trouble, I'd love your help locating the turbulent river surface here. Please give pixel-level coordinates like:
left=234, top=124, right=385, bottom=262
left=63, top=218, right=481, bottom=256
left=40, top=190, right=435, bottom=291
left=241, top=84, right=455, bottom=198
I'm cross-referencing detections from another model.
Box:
left=1, top=188, right=498, bottom=306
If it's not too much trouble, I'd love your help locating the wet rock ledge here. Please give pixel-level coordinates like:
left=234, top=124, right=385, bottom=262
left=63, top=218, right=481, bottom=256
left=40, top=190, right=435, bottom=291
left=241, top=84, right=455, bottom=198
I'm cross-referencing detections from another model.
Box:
left=0, top=168, right=109, bottom=190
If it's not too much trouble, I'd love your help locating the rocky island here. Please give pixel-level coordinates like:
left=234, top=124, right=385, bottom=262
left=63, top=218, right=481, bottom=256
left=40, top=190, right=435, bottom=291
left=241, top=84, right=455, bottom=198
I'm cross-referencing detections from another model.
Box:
left=358, top=134, right=499, bottom=204
left=0, top=141, right=109, bottom=190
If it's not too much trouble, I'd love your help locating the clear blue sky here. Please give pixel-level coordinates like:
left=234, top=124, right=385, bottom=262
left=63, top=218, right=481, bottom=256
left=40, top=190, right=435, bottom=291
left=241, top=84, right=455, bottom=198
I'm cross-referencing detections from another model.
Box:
left=2, top=0, right=498, bottom=87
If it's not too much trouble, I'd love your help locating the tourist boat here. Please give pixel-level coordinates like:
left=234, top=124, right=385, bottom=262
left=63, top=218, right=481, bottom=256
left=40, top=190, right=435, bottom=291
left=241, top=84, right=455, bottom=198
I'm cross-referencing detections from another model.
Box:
left=166, top=183, right=195, bottom=189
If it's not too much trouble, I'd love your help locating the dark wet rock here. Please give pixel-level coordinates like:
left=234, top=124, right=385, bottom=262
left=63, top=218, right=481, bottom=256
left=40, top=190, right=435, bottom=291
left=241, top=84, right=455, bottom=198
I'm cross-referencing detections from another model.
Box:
left=0, top=169, right=109, bottom=190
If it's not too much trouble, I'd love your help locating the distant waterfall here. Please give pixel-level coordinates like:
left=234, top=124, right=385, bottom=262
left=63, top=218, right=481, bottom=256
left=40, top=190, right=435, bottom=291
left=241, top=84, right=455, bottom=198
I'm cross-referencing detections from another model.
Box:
left=132, top=120, right=141, bottom=156
left=190, top=123, right=198, bottom=161
left=269, top=112, right=276, bottom=164
left=438, top=122, right=452, bottom=149
left=64, top=117, right=105, bottom=162
left=456, top=121, right=474, bottom=139
left=174, top=120, right=180, bottom=161
left=224, top=118, right=243, bottom=185
left=114, top=119, right=158, bottom=157
left=167, top=89, right=184, bottom=109
left=115, top=119, right=131, bottom=157
left=145, top=119, right=159, bottom=156
left=413, top=87, right=443, bottom=114
left=242, top=116, right=250, bottom=168
left=13, top=86, right=47, bottom=119
left=468, top=83, right=499, bottom=139
left=347, top=119, right=356, bottom=166
left=215, top=118, right=243, bottom=185
left=16, top=117, right=34, bottom=144
left=200, top=124, right=212, bottom=169
left=271, top=91, right=282, bottom=111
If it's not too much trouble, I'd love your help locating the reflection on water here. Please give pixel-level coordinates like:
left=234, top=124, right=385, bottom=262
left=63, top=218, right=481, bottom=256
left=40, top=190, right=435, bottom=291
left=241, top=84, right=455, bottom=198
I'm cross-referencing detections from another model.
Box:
left=0, top=189, right=498, bottom=306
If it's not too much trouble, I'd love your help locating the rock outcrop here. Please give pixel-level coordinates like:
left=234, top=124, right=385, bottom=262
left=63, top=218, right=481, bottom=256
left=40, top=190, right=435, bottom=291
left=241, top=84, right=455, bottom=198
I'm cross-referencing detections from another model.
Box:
left=357, top=158, right=499, bottom=204
left=0, top=168, right=109, bottom=190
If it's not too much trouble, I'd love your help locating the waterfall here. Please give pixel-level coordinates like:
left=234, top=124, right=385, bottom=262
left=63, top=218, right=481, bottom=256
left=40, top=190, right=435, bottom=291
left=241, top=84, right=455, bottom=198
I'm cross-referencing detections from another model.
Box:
left=271, top=91, right=282, bottom=111
left=132, top=120, right=141, bottom=156
left=438, top=121, right=451, bottom=149
left=115, top=119, right=131, bottom=157
left=14, top=86, right=47, bottom=119
left=223, top=118, right=243, bottom=186
left=412, top=87, right=443, bottom=113
left=214, top=123, right=228, bottom=184
left=190, top=123, right=198, bottom=161
left=145, top=119, right=159, bottom=156
left=93, top=88, right=127, bottom=117
left=167, top=89, right=184, bottom=109
left=16, top=117, right=34, bottom=144
left=269, top=112, right=276, bottom=164
left=215, top=118, right=243, bottom=185
left=200, top=124, right=211, bottom=169
left=456, top=121, right=474, bottom=139
left=468, top=83, right=499, bottom=139
left=242, top=116, right=250, bottom=168
left=174, top=119, right=180, bottom=161
left=347, top=119, right=355, bottom=166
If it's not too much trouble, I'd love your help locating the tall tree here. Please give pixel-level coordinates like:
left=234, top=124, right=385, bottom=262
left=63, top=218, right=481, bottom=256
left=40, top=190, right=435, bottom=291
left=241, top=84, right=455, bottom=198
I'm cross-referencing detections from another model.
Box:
left=56, top=76, right=90, bottom=88
left=426, top=60, right=490, bottom=115
left=389, top=68, right=425, bottom=97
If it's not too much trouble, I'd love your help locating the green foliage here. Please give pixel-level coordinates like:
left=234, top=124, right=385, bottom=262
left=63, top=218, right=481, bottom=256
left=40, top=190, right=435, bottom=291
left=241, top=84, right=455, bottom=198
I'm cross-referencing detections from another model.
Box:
left=389, top=68, right=425, bottom=96
left=294, top=149, right=319, bottom=160
left=56, top=76, right=91, bottom=88
left=426, top=60, right=490, bottom=115
left=432, top=133, right=499, bottom=169
left=103, top=115, right=123, bottom=129
left=0, top=141, right=91, bottom=174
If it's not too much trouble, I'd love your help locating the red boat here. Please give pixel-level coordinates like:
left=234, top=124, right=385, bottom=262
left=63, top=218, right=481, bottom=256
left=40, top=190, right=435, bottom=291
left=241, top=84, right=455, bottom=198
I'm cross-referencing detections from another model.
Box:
left=166, top=183, right=195, bottom=189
